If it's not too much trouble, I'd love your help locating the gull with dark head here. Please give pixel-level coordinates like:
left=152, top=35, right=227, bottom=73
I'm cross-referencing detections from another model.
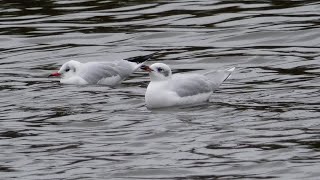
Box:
left=49, top=54, right=154, bottom=86
left=141, top=63, right=235, bottom=109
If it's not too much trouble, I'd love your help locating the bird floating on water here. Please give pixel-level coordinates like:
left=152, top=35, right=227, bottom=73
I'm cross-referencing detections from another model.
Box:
left=49, top=54, right=154, bottom=86
left=141, top=63, right=235, bottom=109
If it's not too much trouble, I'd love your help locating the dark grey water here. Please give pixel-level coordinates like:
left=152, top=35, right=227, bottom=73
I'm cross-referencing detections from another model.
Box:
left=1, top=0, right=320, bottom=179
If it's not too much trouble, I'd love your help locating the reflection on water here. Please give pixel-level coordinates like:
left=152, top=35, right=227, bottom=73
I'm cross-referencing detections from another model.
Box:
left=0, top=0, right=320, bottom=179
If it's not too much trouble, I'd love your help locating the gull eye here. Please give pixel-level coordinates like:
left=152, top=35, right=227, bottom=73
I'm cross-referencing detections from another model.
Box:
left=65, top=68, right=70, bottom=72
left=157, top=67, right=163, bottom=72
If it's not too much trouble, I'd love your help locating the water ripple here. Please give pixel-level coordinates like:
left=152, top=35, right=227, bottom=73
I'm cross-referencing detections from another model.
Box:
left=0, top=0, right=320, bottom=179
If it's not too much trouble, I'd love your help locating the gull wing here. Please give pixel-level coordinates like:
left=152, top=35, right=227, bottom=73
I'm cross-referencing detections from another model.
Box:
left=170, top=74, right=212, bottom=97
left=79, top=60, right=135, bottom=85
left=204, top=67, right=235, bottom=90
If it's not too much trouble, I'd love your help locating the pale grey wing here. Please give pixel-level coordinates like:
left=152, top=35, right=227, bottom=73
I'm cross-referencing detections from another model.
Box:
left=170, top=74, right=213, bottom=97
left=79, top=61, right=136, bottom=85
left=204, top=67, right=235, bottom=89
left=113, top=59, right=138, bottom=76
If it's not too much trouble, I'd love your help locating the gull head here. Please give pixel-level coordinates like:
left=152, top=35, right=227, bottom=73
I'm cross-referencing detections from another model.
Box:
left=141, top=63, right=172, bottom=81
left=49, top=60, right=81, bottom=78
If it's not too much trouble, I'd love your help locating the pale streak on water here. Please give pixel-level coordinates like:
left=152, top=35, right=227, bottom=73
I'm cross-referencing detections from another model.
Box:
left=0, top=0, right=320, bottom=179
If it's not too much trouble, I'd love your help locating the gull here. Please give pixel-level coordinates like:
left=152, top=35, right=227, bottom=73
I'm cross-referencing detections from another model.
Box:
left=141, top=63, right=235, bottom=109
left=49, top=54, right=154, bottom=86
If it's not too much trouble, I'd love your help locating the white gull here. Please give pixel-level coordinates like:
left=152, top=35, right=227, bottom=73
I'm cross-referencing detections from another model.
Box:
left=49, top=54, right=154, bottom=86
left=141, top=63, right=235, bottom=109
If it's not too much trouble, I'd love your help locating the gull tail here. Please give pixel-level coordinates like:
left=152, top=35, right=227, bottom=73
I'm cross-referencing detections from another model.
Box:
left=204, top=67, right=235, bottom=90
left=124, top=52, right=157, bottom=64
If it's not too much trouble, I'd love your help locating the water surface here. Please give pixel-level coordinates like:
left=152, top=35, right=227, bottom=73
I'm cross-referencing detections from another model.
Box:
left=0, top=0, right=320, bottom=179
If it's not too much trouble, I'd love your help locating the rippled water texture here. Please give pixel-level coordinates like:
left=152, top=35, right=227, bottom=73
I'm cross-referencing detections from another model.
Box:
left=1, top=0, right=320, bottom=179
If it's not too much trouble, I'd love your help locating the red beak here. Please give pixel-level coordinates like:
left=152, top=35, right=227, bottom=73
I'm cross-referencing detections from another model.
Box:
left=140, top=65, right=153, bottom=72
left=48, top=72, right=61, bottom=77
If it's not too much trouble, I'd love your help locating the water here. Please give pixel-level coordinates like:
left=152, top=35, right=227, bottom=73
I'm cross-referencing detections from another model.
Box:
left=1, top=0, right=320, bottom=179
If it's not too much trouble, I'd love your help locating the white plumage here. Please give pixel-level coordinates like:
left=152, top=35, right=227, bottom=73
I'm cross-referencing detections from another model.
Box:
left=49, top=54, right=154, bottom=86
left=141, top=63, right=235, bottom=109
